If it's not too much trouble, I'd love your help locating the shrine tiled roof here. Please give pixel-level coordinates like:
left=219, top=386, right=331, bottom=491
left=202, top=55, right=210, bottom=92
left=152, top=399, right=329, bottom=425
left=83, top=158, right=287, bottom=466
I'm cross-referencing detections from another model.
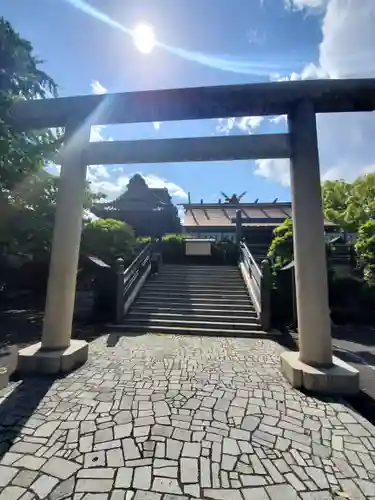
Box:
left=182, top=202, right=336, bottom=228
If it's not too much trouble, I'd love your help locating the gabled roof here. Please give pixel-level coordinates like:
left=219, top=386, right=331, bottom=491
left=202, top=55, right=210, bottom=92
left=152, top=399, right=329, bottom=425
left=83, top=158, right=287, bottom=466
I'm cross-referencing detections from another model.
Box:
left=182, top=202, right=336, bottom=228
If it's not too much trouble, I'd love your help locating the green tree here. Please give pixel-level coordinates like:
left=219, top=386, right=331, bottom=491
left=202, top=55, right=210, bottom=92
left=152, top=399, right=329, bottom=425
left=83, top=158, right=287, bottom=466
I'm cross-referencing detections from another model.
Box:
left=3, top=172, right=104, bottom=260
left=0, top=17, right=59, bottom=196
left=355, top=219, right=375, bottom=284
left=322, top=174, right=375, bottom=232
left=81, top=219, right=136, bottom=265
left=267, top=218, right=294, bottom=270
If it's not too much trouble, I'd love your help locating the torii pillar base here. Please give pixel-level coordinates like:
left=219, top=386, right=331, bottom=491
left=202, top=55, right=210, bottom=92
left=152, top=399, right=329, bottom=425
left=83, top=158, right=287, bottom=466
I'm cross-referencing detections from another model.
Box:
left=281, top=351, right=359, bottom=395
left=17, top=340, right=88, bottom=375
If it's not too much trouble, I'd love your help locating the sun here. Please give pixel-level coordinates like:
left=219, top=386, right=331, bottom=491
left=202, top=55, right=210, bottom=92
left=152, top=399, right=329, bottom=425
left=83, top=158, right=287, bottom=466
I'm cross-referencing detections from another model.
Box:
left=132, top=23, right=156, bottom=54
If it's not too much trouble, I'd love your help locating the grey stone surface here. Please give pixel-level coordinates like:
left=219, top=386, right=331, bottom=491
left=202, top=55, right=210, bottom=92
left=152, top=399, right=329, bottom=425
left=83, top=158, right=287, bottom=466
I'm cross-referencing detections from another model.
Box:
left=0, top=466, right=18, bottom=487
left=31, top=475, right=59, bottom=499
left=1, top=335, right=375, bottom=498
left=41, top=457, right=80, bottom=479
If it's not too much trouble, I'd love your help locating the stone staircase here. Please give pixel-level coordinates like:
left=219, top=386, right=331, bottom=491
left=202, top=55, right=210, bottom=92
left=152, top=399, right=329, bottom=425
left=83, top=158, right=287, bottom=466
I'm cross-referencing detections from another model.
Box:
left=116, top=265, right=267, bottom=336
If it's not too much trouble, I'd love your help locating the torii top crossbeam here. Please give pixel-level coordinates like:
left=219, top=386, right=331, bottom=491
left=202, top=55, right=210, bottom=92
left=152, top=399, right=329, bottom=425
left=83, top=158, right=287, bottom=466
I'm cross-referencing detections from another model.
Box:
left=10, top=78, right=375, bottom=131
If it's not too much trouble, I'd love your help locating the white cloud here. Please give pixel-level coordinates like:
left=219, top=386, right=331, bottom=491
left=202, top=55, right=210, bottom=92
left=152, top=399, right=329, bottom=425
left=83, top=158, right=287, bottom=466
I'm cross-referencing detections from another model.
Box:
left=262, top=0, right=375, bottom=186
left=320, top=0, right=375, bottom=78
left=153, top=121, right=161, bottom=130
left=87, top=165, right=110, bottom=182
left=91, top=80, right=108, bottom=95
left=177, top=205, right=186, bottom=223
left=88, top=173, right=188, bottom=201
left=269, top=115, right=287, bottom=125
left=285, top=0, right=327, bottom=10
left=216, top=117, right=236, bottom=135
left=237, top=116, right=264, bottom=133
left=216, top=116, right=264, bottom=135
left=254, top=158, right=291, bottom=186
left=90, top=125, right=107, bottom=142
left=144, top=174, right=188, bottom=199
left=89, top=80, right=113, bottom=142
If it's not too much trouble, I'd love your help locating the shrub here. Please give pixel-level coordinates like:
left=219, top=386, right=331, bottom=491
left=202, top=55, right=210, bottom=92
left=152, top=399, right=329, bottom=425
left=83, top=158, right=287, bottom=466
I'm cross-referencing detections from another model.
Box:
left=355, top=219, right=375, bottom=285
left=161, top=234, right=187, bottom=263
left=267, top=218, right=293, bottom=270
left=81, top=219, right=136, bottom=266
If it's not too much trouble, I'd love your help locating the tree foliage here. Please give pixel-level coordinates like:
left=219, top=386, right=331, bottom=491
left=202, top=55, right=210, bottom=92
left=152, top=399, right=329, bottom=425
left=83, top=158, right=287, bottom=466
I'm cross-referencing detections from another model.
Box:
left=322, top=174, right=375, bottom=232
left=0, top=17, right=60, bottom=195
left=81, top=219, right=136, bottom=266
left=355, top=219, right=375, bottom=284
left=267, top=218, right=294, bottom=270
left=1, top=172, right=104, bottom=260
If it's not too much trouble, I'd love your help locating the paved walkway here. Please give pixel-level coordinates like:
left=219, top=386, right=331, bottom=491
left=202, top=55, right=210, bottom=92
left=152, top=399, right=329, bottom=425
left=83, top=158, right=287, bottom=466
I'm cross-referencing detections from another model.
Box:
left=1, top=335, right=375, bottom=500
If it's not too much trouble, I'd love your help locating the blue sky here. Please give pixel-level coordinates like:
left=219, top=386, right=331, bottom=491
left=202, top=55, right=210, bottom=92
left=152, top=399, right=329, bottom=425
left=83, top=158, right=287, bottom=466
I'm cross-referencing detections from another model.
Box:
left=3, top=0, right=375, bottom=208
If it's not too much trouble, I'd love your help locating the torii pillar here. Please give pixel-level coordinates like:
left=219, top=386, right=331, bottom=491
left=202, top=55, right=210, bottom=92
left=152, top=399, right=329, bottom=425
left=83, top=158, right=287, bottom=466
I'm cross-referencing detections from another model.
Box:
left=18, top=121, right=90, bottom=374
left=280, top=99, right=359, bottom=394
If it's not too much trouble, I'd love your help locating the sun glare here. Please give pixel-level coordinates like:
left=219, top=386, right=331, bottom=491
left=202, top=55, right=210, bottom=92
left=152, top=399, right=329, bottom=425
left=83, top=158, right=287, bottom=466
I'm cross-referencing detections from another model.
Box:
left=132, top=23, right=156, bottom=54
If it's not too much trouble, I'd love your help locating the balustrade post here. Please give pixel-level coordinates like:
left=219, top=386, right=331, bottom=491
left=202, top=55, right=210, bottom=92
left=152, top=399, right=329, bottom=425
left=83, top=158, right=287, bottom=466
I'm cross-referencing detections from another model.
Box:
left=115, top=258, right=125, bottom=324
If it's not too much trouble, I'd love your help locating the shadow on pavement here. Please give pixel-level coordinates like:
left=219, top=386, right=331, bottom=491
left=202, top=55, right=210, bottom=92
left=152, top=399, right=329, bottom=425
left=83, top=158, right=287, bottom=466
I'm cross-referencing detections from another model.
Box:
left=0, top=375, right=56, bottom=460
left=331, top=324, right=375, bottom=347
left=106, top=330, right=147, bottom=347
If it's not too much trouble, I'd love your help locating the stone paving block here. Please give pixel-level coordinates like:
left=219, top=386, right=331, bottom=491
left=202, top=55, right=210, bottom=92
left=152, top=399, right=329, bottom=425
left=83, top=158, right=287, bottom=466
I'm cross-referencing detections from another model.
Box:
left=49, top=477, right=75, bottom=500
left=203, top=489, right=242, bottom=500
left=110, top=492, right=126, bottom=500
left=266, top=484, right=299, bottom=499
left=133, top=492, right=161, bottom=500
left=242, top=487, right=270, bottom=500
left=31, top=475, right=59, bottom=499
left=0, top=466, right=18, bottom=487
left=41, top=457, right=80, bottom=480
left=113, top=424, right=132, bottom=440
left=115, top=467, right=133, bottom=489
left=12, top=456, right=46, bottom=471
left=76, top=479, right=113, bottom=493
left=152, top=477, right=182, bottom=495
left=180, top=457, right=198, bottom=483
left=133, top=466, right=152, bottom=490
left=122, top=438, right=141, bottom=460
left=0, top=486, right=26, bottom=500
left=300, top=493, right=333, bottom=500
left=12, top=470, right=39, bottom=489
left=10, top=442, right=41, bottom=455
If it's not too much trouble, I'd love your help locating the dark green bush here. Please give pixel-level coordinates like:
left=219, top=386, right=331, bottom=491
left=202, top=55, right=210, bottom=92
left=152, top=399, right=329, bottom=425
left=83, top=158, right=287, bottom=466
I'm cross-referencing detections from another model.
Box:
left=355, top=219, right=375, bottom=285
left=161, top=234, right=188, bottom=263
left=328, top=273, right=375, bottom=324
left=267, top=218, right=293, bottom=270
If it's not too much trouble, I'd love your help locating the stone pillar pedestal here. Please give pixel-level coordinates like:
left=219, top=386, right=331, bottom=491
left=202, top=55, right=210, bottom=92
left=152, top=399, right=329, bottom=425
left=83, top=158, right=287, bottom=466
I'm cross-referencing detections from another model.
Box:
left=280, top=99, right=359, bottom=395
left=18, top=122, right=90, bottom=375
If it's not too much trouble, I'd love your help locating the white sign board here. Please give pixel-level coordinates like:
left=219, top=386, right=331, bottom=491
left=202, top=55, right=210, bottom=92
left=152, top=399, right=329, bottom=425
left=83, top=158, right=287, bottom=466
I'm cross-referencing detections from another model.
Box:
left=185, top=239, right=215, bottom=256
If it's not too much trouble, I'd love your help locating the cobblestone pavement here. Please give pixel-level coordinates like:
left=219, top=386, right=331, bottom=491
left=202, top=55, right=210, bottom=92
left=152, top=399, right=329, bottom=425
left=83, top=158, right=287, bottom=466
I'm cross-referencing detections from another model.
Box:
left=1, top=335, right=375, bottom=500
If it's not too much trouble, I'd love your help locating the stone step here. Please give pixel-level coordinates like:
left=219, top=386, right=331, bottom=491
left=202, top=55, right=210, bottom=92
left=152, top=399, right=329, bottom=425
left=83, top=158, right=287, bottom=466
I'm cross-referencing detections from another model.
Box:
left=108, top=323, right=273, bottom=338
left=136, top=296, right=251, bottom=306
left=128, top=311, right=258, bottom=323
left=154, top=277, right=243, bottom=284
left=142, top=285, right=247, bottom=295
left=132, top=305, right=257, bottom=316
left=160, top=268, right=240, bottom=276
left=134, top=300, right=255, bottom=311
left=140, top=291, right=250, bottom=300
left=159, top=271, right=241, bottom=278
left=122, top=317, right=262, bottom=331
left=161, top=265, right=238, bottom=270
left=144, top=276, right=245, bottom=288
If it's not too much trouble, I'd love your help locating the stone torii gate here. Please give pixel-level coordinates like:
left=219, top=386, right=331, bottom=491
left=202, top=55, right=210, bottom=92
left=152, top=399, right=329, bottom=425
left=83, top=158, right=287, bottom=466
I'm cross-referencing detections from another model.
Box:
left=11, top=79, right=375, bottom=393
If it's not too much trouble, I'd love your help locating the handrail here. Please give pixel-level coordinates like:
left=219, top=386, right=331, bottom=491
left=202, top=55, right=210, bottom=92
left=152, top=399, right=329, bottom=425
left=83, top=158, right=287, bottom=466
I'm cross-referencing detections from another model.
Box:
left=239, top=241, right=272, bottom=331
left=115, top=243, right=154, bottom=323
left=241, top=242, right=262, bottom=279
